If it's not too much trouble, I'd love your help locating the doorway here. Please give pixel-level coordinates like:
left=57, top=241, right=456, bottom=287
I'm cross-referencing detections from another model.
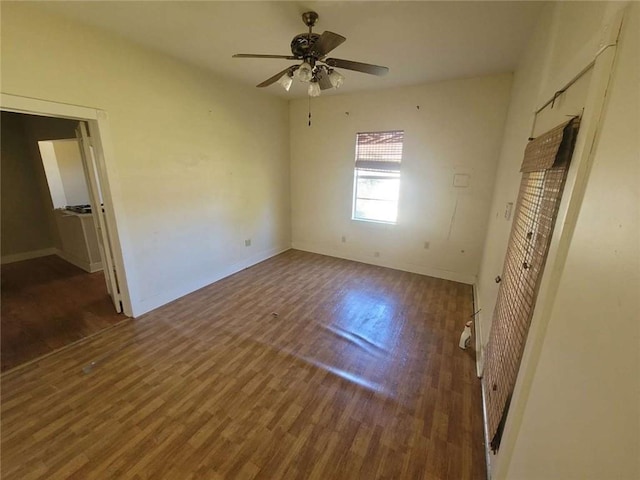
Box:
left=0, top=97, right=132, bottom=371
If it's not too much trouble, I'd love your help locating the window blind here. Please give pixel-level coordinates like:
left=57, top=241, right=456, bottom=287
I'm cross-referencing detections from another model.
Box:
left=483, top=117, right=580, bottom=452
left=355, top=130, right=404, bottom=172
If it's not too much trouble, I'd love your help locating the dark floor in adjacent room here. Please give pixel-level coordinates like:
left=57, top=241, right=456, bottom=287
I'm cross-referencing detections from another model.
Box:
left=1, top=250, right=486, bottom=479
left=1, top=254, right=125, bottom=372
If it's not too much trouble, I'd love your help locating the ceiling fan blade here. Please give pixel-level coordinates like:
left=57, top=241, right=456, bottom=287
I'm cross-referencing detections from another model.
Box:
left=325, top=58, right=389, bottom=76
left=233, top=54, right=297, bottom=60
left=312, top=31, right=346, bottom=57
left=316, top=69, right=333, bottom=90
left=257, top=66, right=293, bottom=88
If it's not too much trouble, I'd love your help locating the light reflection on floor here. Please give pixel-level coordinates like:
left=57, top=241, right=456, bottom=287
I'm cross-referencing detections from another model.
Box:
left=301, top=284, right=404, bottom=398
left=333, top=288, right=399, bottom=351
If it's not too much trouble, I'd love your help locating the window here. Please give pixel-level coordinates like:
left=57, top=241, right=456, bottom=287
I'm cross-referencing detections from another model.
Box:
left=352, top=130, right=404, bottom=224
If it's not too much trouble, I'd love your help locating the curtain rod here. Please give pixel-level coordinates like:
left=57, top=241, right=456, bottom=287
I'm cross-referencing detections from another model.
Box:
left=534, top=60, right=595, bottom=116
left=530, top=41, right=617, bottom=138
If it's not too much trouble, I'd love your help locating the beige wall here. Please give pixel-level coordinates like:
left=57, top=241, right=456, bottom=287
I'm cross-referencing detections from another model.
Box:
left=0, top=112, right=56, bottom=257
left=4, top=1, right=637, bottom=475
left=476, top=3, right=557, bottom=349
left=290, top=74, right=512, bottom=284
left=505, top=4, right=639, bottom=478
left=1, top=3, right=291, bottom=315
left=477, top=1, right=639, bottom=478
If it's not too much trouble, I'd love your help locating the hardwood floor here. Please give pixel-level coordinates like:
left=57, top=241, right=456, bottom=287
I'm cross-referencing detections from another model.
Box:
left=1, top=250, right=486, bottom=479
left=1, top=255, right=125, bottom=372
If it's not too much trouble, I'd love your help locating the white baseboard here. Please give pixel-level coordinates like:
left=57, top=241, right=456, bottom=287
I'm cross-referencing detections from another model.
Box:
left=472, top=284, right=484, bottom=378
left=475, top=284, right=491, bottom=478
left=132, top=245, right=292, bottom=318
left=55, top=249, right=103, bottom=273
left=291, top=241, right=477, bottom=285
left=481, top=379, right=494, bottom=479
left=89, top=261, right=103, bottom=273
left=1, top=248, right=56, bottom=265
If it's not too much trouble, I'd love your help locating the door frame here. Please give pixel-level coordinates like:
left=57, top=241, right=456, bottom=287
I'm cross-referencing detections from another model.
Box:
left=1, top=93, right=133, bottom=317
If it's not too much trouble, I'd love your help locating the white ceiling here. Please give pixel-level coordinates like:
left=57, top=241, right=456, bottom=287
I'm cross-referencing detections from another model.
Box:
left=39, top=1, right=545, bottom=98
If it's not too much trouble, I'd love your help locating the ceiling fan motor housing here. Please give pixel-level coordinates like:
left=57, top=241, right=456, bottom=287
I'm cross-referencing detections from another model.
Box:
left=291, top=33, right=321, bottom=58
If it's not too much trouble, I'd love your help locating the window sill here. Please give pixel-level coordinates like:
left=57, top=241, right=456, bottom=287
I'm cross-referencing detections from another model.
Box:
left=351, top=217, right=397, bottom=226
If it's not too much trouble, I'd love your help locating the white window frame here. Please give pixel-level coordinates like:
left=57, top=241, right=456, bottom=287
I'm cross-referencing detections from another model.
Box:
left=351, top=130, right=404, bottom=225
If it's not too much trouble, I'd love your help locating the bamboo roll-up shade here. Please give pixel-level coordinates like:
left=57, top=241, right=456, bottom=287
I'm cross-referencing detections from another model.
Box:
left=355, top=131, right=404, bottom=172
left=483, top=117, right=580, bottom=452
left=483, top=168, right=568, bottom=448
left=521, top=117, right=579, bottom=172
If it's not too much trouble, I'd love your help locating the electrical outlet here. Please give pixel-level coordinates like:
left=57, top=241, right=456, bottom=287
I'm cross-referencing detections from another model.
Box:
left=245, top=239, right=251, bottom=247
left=341, top=235, right=346, bottom=243
left=424, top=241, right=430, bottom=250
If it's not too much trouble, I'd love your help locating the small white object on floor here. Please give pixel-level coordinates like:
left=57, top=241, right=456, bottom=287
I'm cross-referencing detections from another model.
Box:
left=459, top=320, right=473, bottom=349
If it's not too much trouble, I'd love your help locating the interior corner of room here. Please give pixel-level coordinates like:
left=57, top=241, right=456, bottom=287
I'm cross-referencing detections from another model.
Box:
left=0, top=1, right=638, bottom=479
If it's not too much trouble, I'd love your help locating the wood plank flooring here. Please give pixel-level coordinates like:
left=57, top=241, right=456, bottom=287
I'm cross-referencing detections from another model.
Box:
left=1, top=255, right=125, bottom=372
left=1, top=250, right=486, bottom=479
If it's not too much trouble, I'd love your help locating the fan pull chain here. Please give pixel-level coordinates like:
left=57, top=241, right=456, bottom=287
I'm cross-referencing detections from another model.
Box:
left=308, top=96, right=312, bottom=127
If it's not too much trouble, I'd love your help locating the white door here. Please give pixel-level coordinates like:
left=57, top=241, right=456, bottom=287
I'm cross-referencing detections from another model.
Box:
left=76, top=122, right=122, bottom=313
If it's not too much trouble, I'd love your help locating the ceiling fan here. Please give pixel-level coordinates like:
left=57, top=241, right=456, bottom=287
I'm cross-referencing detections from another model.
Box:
left=232, top=11, right=389, bottom=97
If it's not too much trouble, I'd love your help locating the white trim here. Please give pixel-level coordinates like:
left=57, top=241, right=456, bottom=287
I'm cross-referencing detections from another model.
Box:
left=474, top=283, right=491, bottom=477
left=76, top=121, right=121, bottom=312
left=491, top=7, right=625, bottom=478
left=292, top=241, right=477, bottom=285
left=0, top=93, right=133, bottom=316
left=472, top=284, right=484, bottom=378
left=480, top=380, right=494, bottom=479
left=133, top=246, right=291, bottom=317
left=1, top=248, right=56, bottom=265
left=0, top=94, right=100, bottom=120
left=476, top=282, right=492, bottom=478
left=54, top=249, right=103, bottom=273
left=88, top=113, right=133, bottom=315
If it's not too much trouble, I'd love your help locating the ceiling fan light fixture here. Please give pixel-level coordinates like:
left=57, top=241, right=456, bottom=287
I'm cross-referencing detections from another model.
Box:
left=233, top=10, right=388, bottom=102
left=308, top=81, right=321, bottom=97
left=295, top=61, right=313, bottom=82
left=328, top=69, right=344, bottom=88
left=277, top=72, right=293, bottom=91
